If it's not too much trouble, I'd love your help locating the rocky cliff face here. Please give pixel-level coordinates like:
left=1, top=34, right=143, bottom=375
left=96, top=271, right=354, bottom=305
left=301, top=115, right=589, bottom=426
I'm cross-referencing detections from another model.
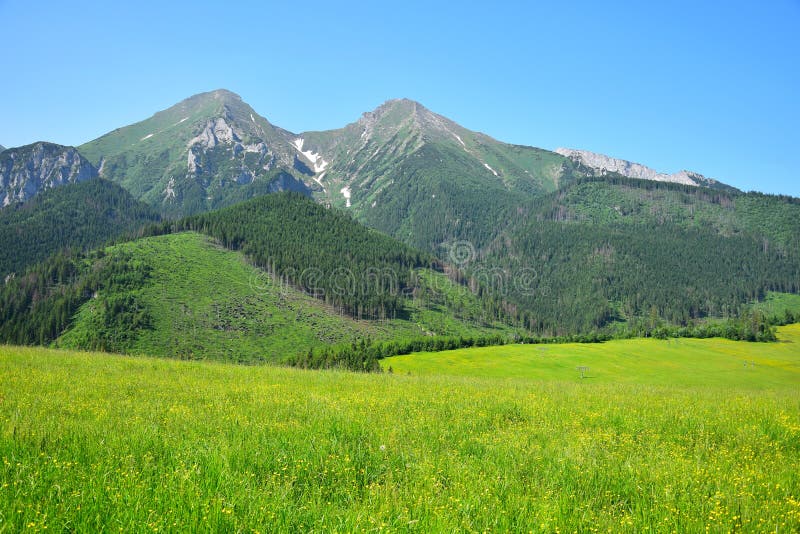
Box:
left=0, top=142, right=98, bottom=207
left=554, top=148, right=730, bottom=189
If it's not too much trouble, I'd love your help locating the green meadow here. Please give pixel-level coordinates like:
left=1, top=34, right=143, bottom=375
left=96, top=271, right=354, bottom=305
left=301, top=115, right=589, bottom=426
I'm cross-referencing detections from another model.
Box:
left=383, top=324, right=800, bottom=389
left=0, top=327, right=798, bottom=532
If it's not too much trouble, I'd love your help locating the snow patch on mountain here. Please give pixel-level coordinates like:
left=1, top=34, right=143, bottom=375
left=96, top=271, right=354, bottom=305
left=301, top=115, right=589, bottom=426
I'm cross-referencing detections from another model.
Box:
left=141, top=133, right=154, bottom=141
left=483, top=163, right=499, bottom=177
left=340, top=186, right=351, bottom=207
left=291, top=138, right=329, bottom=173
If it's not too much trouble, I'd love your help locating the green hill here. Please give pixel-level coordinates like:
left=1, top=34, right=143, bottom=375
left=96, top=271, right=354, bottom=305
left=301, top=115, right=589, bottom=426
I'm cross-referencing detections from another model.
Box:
left=56, top=232, right=384, bottom=361
left=530, top=177, right=800, bottom=248
left=0, top=231, right=513, bottom=363
left=0, top=193, right=516, bottom=364
left=0, top=178, right=159, bottom=279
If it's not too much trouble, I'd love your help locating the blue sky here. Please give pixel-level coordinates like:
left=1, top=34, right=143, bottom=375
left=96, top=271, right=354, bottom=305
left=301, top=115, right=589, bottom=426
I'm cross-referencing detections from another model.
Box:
left=1, top=0, right=798, bottom=195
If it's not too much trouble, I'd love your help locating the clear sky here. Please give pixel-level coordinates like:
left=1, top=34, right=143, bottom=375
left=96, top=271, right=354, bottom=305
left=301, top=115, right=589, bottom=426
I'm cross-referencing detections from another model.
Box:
left=1, top=0, right=798, bottom=196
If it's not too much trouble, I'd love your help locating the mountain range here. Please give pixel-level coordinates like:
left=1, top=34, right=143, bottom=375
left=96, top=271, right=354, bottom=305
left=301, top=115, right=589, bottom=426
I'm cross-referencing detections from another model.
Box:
left=2, top=89, right=739, bottom=221
left=554, top=148, right=734, bottom=191
left=0, top=89, right=798, bottom=361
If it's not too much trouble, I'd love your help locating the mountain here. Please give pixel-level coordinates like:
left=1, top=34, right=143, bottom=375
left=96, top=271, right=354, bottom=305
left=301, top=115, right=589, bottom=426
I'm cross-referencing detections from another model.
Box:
left=77, top=91, right=748, bottom=253
left=0, top=178, right=159, bottom=280
left=79, top=92, right=586, bottom=244
left=298, top=98, right=581, bottom=250
left=8, top=90, right=795, bottom=342
left=0, top=145, right=5, bottom=152
left=79, top=89, right=311, bottom=218
left=1, top=142, right=97, bottom=207
left=0, top=193, right=515, bottom=363
left=555, top=148, right=735, bottom=191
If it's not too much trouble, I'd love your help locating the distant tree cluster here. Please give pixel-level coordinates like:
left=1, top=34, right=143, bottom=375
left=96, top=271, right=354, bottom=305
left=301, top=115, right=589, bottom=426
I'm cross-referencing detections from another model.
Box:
left=288, top=334, right=513, bottom=371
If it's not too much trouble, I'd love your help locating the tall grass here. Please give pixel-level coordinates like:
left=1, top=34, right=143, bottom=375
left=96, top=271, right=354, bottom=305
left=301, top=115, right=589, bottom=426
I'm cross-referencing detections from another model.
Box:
left=1, top=340, right=799, bottom=532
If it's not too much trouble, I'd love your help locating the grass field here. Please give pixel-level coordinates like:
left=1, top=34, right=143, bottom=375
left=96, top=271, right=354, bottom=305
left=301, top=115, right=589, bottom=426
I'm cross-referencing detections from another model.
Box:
left=1, top=327, right=799, bottom=531
left=383, top=324, right=800, bottom=389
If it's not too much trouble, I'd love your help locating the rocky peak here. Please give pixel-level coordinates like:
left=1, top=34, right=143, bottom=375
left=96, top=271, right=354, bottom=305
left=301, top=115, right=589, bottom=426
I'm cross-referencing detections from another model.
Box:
left=189, top=117, right=241, bottom=149
left=356, top=98, right=469, bottom=149
left=554, top=148, right=730, bottom=189
left=0, top=142, right=98, bottom=207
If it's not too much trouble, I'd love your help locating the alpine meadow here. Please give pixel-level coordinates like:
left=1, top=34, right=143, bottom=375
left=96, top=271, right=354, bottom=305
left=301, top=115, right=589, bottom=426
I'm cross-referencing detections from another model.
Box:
left=2, top=2, right=800, bottom=530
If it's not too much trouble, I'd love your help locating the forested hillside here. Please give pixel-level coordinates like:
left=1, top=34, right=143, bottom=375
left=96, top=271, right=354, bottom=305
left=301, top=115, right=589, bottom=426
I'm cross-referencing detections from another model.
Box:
left=0, top=179, right=159, bottom=279
left=478, top=178, right=800, bottom=335
left=158, top=192, right=437, bottom=320
left=0, top=194, right=515, bottom=365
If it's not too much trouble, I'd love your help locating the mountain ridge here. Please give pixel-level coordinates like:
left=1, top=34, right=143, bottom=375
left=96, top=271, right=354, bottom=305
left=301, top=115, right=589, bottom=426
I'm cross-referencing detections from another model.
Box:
left=555, top=147, right=735, bottom=191
left=73, top=90, right=746, bottom=222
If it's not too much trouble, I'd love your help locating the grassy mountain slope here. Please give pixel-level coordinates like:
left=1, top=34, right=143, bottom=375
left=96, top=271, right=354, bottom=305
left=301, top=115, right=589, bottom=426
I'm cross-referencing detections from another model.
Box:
left=78, top=90, right=310, bottom=217
left=0, top=193, right=516, bottom=363
left=15, top=232, right=511, bottom=362
left=0, top=178, right=159, bottom=279
left=165, top=192, right=517, bottom=330
left=536, top=178, right=800, bottom=248
left=300, top=99, right=579, bottom=250
left=56, top=232, right=381, bottom=361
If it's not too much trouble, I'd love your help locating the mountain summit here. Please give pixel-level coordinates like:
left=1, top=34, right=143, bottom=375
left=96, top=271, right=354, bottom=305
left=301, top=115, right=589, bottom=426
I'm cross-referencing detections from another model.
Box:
left=294, top=98, right=577, bottom=248
left=77, top=92, right=580, bottom=222
left=78, top=89, right=309, bottom=217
